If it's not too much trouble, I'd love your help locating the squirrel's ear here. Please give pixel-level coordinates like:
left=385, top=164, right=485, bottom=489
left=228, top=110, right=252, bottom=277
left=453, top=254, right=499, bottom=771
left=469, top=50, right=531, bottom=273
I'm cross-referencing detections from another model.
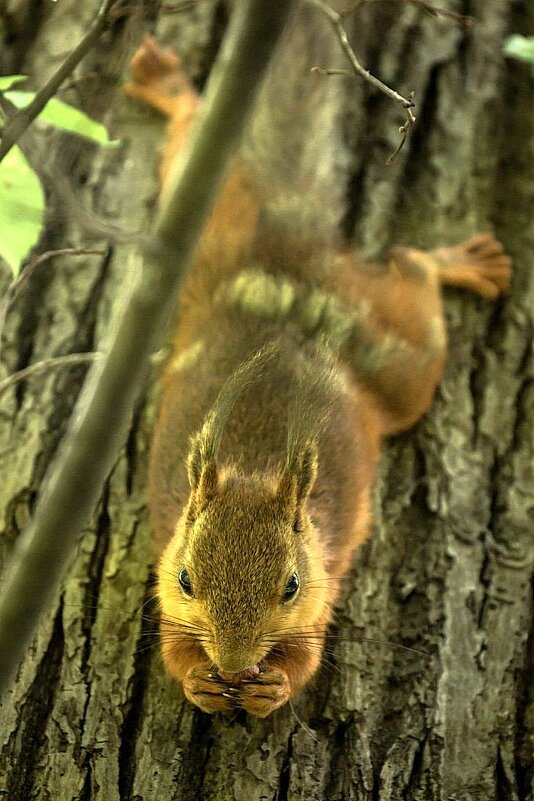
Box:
left=278, top=440, right=318, bottom=506
left=187, top=435, right=218, bottom=503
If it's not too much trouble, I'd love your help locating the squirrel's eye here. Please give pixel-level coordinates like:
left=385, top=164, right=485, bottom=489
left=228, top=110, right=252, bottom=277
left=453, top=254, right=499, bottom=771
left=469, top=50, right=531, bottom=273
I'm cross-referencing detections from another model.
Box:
left=282, top=571, right=300, bottom=603
left=178, top=567, right=194, bottom=597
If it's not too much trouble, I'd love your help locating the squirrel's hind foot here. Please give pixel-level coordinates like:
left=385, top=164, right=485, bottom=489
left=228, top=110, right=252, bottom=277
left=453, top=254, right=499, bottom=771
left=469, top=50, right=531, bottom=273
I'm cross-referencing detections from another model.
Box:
left=432, top=232, right=511, bottom=299
left=124, top=35, right=195, bottom=116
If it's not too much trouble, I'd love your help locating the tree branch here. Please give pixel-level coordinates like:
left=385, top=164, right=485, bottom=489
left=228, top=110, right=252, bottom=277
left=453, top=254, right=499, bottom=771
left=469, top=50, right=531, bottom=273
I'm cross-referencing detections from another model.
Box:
left=0, top=0, right=117, bottom=164
left=0, top=0, right=295, bottom=692
left=344, top=0, right=474, bottom=27
left=309, top=0, right=416, bottom=109
left=308, top=0, right=473, bottom=163
left=308, top=0, right=417, bottom=162
left=0, top=249, right=105, bottom=365
left=0, top=353, right=102, bottom=400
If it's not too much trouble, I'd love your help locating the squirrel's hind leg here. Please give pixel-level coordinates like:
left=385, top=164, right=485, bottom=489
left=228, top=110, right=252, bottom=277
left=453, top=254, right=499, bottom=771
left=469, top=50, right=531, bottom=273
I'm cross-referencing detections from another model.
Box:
left=124, top=37, right=261, bottom=263
left=388, top=232, right=511, bottom=299
left=124, top=35, right=197, bottom=117
left=430, top=233, right=511, bottom=298
left=124, top=36, right=200, bottom=195
left=338, top=233, right=511, bottom=435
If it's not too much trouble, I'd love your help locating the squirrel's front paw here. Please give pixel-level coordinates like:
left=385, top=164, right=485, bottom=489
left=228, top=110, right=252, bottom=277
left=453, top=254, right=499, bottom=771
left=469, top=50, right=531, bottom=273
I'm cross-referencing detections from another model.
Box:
left=183, top=665, right=239, bottom=714
left=238, top=666, right=292, bottom=718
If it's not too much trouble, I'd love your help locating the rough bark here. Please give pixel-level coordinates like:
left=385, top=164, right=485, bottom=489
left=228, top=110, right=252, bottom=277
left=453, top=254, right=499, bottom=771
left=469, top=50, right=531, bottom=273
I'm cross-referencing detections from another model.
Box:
left=0, top=1, right=533, bottom=800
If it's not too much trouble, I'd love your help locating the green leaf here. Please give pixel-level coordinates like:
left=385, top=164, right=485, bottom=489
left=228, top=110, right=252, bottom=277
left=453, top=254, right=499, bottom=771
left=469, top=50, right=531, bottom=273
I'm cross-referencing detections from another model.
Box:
left=0, top=75, right=27, bottom=91
left=4, top=91, right=119, bottom=146
left=0, top=145, right=45, bottom=276
left=503, top=34, right=534, bottom=74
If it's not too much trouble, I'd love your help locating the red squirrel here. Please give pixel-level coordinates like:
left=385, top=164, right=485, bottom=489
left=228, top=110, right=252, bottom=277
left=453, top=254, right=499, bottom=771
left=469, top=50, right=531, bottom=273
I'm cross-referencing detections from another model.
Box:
left=125, top=34, right=511, bottom=718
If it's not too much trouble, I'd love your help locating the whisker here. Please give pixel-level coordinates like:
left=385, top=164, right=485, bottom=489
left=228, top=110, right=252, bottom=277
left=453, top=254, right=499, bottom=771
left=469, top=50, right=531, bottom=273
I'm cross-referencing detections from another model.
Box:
left=159, top=614, right=211, bottom=633
left=127, top=557, right=182, bottom=583
left=156, top=639, right=211, bottom=649
left=318, top=634, right=428, bottom=656
left=135, top=595, right=158, bottom=615
left=159, top=618, right=208, bottom=632
left=159, top=643, right=207, bottom=661
left=138, top=629, right=167, bottom=637
left=139, top=626, right=201, bottom=639
left=288, top=699, right=318, bottom=741
left=261, top=628, right=428, bottom=657
left=315, top=655, right=341, bottom=677
left=134, top=643, right=160, bottom=656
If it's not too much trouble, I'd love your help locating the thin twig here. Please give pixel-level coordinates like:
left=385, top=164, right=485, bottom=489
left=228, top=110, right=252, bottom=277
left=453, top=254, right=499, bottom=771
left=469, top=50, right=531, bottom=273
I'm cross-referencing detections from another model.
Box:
left=0, top=248, right=105, bottom=365
left=308, top=0, right=416, bottom=109
left=0, top=0, right=117, bottom=164
left=0, top=353, right=102, bottom=400
left=343, top=0, right=474, bottom=27
left=160, top=1, right=203, bottom=12
left=308, top=0, right=417, bottom=163
left=308, top=0, right=473, bottom=163
left=0, top=0, right=296, bottom=693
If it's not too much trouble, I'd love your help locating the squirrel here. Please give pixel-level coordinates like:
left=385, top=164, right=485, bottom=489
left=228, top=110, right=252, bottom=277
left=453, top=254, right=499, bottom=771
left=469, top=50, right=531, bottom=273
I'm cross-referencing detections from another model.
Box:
left=124, top=28, right=511, bottom=718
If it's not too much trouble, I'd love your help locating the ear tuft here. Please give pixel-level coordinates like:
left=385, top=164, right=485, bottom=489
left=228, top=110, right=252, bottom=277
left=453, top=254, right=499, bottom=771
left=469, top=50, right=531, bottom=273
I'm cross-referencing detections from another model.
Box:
left=278, top=440, right=318, bottom=506
left=298, top=442, right=318, bottom=502
left=187, top=434, right=204, bottom=491
left=187, top=435, right=219, bottom=505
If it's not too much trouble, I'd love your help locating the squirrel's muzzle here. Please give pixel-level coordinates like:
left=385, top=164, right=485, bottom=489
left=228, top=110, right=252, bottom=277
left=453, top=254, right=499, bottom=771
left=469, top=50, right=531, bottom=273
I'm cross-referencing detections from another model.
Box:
left=213, top=651, right=258, bottom=674
left=208, top=635, right=266, bottom=674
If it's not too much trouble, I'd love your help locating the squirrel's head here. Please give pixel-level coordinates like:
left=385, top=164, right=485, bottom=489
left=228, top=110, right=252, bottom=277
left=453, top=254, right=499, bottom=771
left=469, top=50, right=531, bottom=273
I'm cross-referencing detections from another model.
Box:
left=158, top=434, right=330, bottom=674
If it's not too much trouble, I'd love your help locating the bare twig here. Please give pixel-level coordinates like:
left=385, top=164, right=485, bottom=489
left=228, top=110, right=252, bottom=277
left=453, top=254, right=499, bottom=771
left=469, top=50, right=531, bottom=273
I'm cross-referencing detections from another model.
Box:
left=42, top=167, right=145, bottom=242
left=160, top=1, right=203, bottom=12
left=0, top=353, right=102, bottom=400
left=308, top=0, right=417, bottom=162
left=0, top=0, right=117, bottom=164
left=0, top=249, right=105, bottom=365
left=311, top=66, right=351, bottom=77
left=343, top=0, right=474, bottom=27
left=308, top=0, right=474, bottom=162
left=0, top=0, right=296, bottom=693
left=309, top=0, right=415, bottom=109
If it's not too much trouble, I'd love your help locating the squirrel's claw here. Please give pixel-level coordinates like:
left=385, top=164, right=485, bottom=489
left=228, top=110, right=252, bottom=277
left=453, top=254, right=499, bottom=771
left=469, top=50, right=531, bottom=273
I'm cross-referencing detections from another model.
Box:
left=183, top=666, right=240, bottom=714
left=238, top=667, right=291, bottom=718
left=183, top=664, right=290, bottom=717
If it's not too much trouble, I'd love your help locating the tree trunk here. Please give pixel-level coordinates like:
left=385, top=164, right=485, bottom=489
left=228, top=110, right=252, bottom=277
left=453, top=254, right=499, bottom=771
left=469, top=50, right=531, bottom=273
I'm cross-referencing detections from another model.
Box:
left=0, top=1, right=533, bottom=800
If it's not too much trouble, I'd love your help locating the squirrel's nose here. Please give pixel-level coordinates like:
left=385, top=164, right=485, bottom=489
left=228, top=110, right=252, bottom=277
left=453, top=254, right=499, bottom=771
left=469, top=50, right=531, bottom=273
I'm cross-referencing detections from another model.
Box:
left=210, top=639, right=259, bottom=673
left=216, top=654, right=253, bottom=673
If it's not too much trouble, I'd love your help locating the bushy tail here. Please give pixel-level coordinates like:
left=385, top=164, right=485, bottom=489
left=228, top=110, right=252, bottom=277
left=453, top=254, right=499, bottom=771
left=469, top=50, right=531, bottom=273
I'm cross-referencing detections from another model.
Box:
left=243, top=0, right=351, bottom=238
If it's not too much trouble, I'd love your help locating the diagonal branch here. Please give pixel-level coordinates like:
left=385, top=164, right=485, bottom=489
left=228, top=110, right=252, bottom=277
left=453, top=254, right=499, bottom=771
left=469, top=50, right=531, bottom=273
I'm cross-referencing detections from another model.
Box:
left=0, top=0, right=295, bottom=693
left=0, top=353, right=102, bottom=400
left=344, top=0, right=474, bottom=26
left=0, top=248, right=105, bottom=365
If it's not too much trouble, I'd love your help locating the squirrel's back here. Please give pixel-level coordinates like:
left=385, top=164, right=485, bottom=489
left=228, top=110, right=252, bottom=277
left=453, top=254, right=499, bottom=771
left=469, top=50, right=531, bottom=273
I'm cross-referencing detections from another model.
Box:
left=150, top=293, right=381, bottom=571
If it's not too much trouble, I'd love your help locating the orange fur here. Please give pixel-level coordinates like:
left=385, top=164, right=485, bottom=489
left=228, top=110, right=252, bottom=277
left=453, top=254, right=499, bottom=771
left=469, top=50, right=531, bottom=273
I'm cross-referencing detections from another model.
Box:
left=126, top=36, right=511, bottom=717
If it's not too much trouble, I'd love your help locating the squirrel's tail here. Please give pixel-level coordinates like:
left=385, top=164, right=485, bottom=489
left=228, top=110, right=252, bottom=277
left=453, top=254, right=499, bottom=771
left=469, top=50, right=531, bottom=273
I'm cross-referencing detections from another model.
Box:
left=243, top=1, right=351, bottom=239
